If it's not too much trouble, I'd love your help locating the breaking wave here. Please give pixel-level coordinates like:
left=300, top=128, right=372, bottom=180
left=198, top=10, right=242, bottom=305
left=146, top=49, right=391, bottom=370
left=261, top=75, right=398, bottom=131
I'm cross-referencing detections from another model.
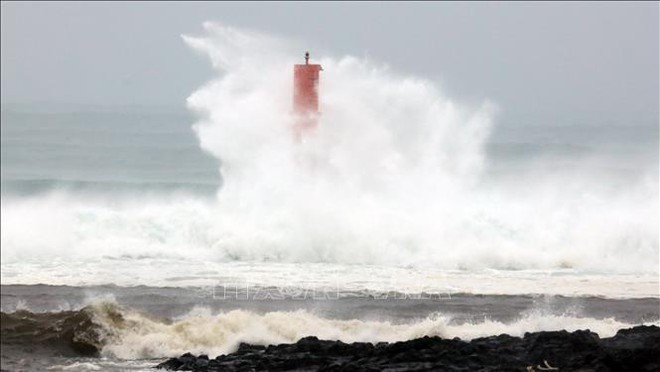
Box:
left=1, top=22, right=657, bottom=275
left=1, top=299, right=655, bottom=360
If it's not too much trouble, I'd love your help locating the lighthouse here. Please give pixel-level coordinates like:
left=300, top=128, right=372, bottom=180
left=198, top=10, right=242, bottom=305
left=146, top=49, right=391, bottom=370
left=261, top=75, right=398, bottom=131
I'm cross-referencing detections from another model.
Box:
left=293, top=52, right=322, bottom=140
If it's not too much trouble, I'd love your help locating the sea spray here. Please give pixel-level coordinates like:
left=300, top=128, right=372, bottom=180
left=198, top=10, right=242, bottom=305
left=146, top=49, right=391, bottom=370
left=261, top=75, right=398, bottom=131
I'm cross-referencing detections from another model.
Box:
left=10, top=298, right=641, bottom=360
left=0, top=22, right=657, bottom=275
left=184, top=23, right=498, bottom=266
left=181, top=22, right=658, bottom=271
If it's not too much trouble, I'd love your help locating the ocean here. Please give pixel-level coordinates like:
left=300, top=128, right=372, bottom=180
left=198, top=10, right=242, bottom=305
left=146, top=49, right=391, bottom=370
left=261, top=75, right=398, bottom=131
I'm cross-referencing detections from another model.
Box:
left=1, top=23, right=659, bottom=371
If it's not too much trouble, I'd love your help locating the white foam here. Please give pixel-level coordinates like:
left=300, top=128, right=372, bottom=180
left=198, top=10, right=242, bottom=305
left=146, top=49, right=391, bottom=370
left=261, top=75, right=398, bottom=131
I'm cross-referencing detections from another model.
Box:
left=2, top=259, right=658, bottom=299
left=87, top=299, right=654, bottom=360
left=184, top=22, right=658, bottom=273
left=47, top=362, right=102, bottom=371
left=1, top=22, right=657, bottom=286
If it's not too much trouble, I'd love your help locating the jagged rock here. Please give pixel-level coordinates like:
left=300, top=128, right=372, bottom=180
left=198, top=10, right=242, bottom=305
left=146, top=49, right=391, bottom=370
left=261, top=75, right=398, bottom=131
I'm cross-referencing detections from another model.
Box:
left=155, top=325, right=660, bottom=371
left=601, top=325, right=660, bottom=371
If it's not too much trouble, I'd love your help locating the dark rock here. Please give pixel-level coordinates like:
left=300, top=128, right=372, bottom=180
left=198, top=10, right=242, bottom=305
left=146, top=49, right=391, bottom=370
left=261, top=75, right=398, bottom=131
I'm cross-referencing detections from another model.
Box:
left=155, top=325, right=660, bottom=371
left=155, top=358, right=183, bottom=370
left=236, top=342, right=266, bottom=354
left=194, top=356, right=209, bottom=370
left=602, top=325, right=660, bottom=371
left=522, top=329, right=606, bottom=369
left=295, top=336, right=323, bottom=352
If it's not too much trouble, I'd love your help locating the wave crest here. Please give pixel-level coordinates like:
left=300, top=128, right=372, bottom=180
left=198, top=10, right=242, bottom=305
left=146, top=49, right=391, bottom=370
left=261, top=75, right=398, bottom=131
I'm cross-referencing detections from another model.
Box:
left=4, top=298, right=651, bottom=360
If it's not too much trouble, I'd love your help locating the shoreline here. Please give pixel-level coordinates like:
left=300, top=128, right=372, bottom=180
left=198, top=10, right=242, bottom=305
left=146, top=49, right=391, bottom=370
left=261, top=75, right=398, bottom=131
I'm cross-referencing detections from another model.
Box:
left=1, top=286, right=658, bottom=370
left=156, top=325, right=660, bottom=371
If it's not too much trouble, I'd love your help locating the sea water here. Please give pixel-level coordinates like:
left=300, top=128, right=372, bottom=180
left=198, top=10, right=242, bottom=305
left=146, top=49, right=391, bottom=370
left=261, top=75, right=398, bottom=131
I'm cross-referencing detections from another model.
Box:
left=1, top=23, right=658, bottom=370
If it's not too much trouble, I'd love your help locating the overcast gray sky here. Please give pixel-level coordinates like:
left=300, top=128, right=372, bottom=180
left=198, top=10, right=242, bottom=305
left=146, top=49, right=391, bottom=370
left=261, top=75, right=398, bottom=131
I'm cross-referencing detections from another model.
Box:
left=1, top=1, right=657, bottom=125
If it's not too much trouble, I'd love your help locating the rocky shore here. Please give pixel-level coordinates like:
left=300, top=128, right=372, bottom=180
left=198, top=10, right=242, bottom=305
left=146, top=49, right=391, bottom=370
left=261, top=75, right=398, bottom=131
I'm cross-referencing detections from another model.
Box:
left=156, top=325, right=659, bottom=371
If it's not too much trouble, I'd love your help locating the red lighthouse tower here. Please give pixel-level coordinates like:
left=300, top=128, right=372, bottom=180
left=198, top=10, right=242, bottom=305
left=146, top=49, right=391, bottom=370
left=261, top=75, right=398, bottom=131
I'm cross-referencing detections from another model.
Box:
left=293, top=52, right=322, bottom=140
